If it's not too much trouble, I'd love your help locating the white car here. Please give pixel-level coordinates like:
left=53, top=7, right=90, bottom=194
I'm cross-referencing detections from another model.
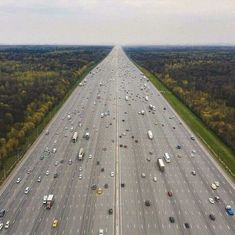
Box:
left=37, top=176, right=41, bottom=182
left=141, top=173, right=146, bottom=178
left=4, top=221, right=10, bottom=229
left=79, top=167, right=83, bottom=171
left=46, top=170, right=49, bottom=176
left=79, top=175, right=83, bottom=180
left=110, top=172, right=114, bottom=177
left=214, top=181, right=220, bottom=187
left=0, top=222, right=4, bottom=230
left=153, top=177, right=157, bottom=182
left=99, top=229, right=104, bottom=235
left=209, top=198, right=215, bottom=204
left=211, top=183, right=217, bottom=190
left=16, top=177, right=21, bottom=184
left=54, top=161, right=59, bottom=166
left=192, top=150, right=196, bottom=154
left=24, top=187, right=30, bottom=194
left=52, top=148, right=57, bottom=153
left=89, top=154, right=92, bottom=159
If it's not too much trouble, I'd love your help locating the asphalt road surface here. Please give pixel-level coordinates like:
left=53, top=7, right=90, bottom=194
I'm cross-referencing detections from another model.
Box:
left=0, top=47, right=234, bottom=235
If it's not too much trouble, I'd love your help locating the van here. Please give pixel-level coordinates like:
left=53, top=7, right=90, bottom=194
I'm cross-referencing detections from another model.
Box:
left=43, top=195, right=48, bottom=204
left=164, top=153, right=171, bottom=163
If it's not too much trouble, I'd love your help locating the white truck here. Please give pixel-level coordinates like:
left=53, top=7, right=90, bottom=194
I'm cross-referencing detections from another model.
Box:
left=147, top=130, right=153, bottom=140
left=72, top=132, right=78, bottom=143
left=46, top=194, right=54, bottom=209
left=157, top=158, right=165, bottom=172
left=78, top=148, right=85, bottom=161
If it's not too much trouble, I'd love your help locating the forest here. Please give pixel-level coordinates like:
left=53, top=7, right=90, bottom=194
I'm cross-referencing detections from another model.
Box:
left=125, top=46, right=235, bottom=151
left=0, top=46, right=112, bottom=171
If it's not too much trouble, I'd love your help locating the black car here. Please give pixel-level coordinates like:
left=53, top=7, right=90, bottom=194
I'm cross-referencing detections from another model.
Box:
left=0, top=209, right=5, bottom=217
left=176, top=145, right=181, bottom=149
left=184, top=223, right=190, bottom=229
left=91, top=184, right=97, bottom=190
left=169, top=217, right=175, bottom=223
left=209, top=214, right=216, bottom=221
left=101, top=168, right=104, bottom=172
left=108, top=208, right=113, bottom=215
left=104, top=184, right=108, bottom=189
left=121, top=183, right=125, bottom=188
left=54, top=173, right=58, bottom=178
left=145, top=200, right=151, bottom=207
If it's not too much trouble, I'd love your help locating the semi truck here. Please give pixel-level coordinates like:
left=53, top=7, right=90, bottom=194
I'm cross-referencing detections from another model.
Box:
left=157, top=158, right=165, bottom=172
left=46, top=194, right=54, bottom=209
left=72, top=132, right=78, bottom=143
left=78, top=148, right=85, bottom=161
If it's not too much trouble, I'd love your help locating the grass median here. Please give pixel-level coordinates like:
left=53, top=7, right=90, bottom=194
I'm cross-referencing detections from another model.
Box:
left=137, top=64, right=235, bottom=181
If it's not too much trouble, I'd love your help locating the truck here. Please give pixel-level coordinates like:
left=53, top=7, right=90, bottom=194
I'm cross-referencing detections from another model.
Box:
left=46, top=194, right=54, bottom=209
left=78, top=148, right=85, bottom=161
left=164, top=153, right=171, bottom=163
left=147, top=130, right=153, bottom=140
left=157, top=158, right=165, bottom=172
left=72, top=132, right=78, bottom=143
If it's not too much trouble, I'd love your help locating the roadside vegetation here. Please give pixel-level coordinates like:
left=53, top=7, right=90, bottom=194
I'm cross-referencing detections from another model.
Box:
left=0, top=46, right=112, bottom=182
left=125, top=46, right=235, bottom=179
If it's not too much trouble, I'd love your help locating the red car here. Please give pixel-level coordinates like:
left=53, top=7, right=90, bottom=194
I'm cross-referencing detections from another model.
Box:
left=168, top=191, right=173, bottom=197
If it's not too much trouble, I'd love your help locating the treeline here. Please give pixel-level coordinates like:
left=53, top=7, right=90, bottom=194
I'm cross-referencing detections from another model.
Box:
left=0, top=46, right=112, bottom=169
left=125, top=46, right=235, bottom=151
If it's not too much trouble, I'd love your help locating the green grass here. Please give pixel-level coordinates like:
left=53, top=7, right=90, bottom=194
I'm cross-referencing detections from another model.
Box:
left=137, top=64, right=235, bottom=181
left=0, top=62, right=96, bottom=184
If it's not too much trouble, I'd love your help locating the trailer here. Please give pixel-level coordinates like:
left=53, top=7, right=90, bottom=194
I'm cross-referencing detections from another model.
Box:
left=157, top=158, right=165, bottom=172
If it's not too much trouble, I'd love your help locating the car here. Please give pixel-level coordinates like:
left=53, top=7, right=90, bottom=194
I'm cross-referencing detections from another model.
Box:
left=176, top=145, right=181, bottom=149
left=211, top=183, right=217, bottom=190
left=121, top=183, right=125, bottom=188
left=153, top=177, right=157, bottom=182
left=91, top=184, right=97, bottom=190
left=184, top=223, right=190, bottom=229
left=0, top=209, right=5, bottom=217
left=104, top=183, right=108, bottom=189
left=68, top=159, right=72, bottom=165
left=37, top=176, right=41, bottom=182
left=190, top=136, right=195, bottom=140
left=145, top=200, right=151, bottom=206
left=97, top=188, right=103, bottom=194
left=89, top=154, right=92, bottom=159
left=54, top=173, right=58, bottom=178
left=16, top=177, right=21, bottom=184
left=27, top=169, right=31, bottom=174
left=0, top=222, right=3, bottom=230
left=79, top=174, right=82, bottom=180
left=214, top=196, right=220, bottom=202
left=191, top=171, right=196, bottom=176
left=169, top=216, right=175, bottom=223
left=209, top=214, right=216, bottom=221
left=141, top=173, right=146, bottom=178
left=52, top=148, right=57, bottom=153
left=60, top=159, right=64, bottom=164
left=40, top=155, right=44, bottom=160
left=24, top=187, right=30, bottom=194
left=225, top=205, right=234, bottom=216
left=98, top=229, right=104, bottom=235
left=110, top=172, right=114, bottom=177
left=96, top=161, right=100, bottom=165
left=52, top=219, right=59, bottom=228
left=192, top=150, right=196, bottom=154
left=214, top=181, right=220, bottom=187
left=209, top=198, right=215, bottom=204
left=101, top=168, right=104, bottom=172
left=4, top=220, right=10, bottom=229
left=168, top=191, right=173, bottom=197
left=79, top=167, right=83, bottom=171
left=146, top=157, right=151, bottom=161
left=46, top=170, right=49, bottom=175
left=108, top=208, right=113, bottom=215
left=54, top=161, right=59, bottom=166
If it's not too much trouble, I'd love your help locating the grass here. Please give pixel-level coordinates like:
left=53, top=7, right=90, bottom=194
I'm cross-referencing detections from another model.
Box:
left=0, top=62, right=96, bottom=184
left=137, top=64, right=235, bottom=181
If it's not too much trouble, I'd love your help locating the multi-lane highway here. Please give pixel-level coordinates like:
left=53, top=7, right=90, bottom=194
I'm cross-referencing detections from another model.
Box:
left=0, top=47, right=234, bottom=235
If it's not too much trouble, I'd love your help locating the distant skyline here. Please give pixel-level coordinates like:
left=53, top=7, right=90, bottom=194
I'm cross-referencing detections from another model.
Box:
left=0, top=0, right=235, bottom=45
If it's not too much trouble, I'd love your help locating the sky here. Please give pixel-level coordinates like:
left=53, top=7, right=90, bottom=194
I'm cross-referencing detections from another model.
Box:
left=0, top=0, right=235, bottom=45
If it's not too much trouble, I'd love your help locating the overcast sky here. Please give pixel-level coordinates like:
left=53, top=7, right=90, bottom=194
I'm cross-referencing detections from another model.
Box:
left=0, top=0, right=234, bottom=45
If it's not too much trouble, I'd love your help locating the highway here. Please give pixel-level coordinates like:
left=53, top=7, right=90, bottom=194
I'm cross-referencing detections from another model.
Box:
left=0, top=46, right=234, bottom=235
